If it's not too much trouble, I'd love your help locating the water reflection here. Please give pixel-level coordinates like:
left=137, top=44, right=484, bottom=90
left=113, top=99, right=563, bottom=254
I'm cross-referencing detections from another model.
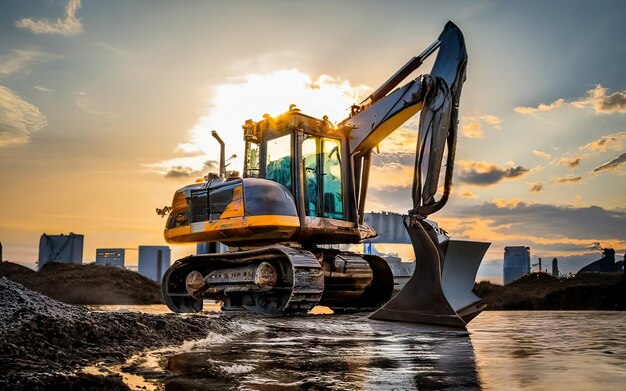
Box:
left=468, top=311, right=626, bottom=391
left=99, top=308, right=626, bottom=390
left=159, top=314, right=481, bottom=390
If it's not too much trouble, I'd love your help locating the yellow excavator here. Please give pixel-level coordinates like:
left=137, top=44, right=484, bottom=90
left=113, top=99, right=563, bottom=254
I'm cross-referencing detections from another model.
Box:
left=159, top=22, right=490, bottom=328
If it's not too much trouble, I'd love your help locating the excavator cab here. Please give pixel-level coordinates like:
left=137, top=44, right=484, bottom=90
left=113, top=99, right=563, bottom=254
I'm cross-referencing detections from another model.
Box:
left=240, top=109, right=362, bottom=244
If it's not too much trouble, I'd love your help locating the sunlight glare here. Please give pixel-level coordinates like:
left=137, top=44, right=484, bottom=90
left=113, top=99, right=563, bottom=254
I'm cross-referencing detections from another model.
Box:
left=151, top=69, right=371, bottom=175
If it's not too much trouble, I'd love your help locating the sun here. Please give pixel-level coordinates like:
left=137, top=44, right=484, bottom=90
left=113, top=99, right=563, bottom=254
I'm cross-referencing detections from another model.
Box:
left=150, top=69, right=371, bottom=177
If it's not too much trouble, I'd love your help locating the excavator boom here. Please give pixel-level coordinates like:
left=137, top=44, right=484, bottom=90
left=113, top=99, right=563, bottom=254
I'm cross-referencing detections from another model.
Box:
left=343, top=21, right=467, bottom=221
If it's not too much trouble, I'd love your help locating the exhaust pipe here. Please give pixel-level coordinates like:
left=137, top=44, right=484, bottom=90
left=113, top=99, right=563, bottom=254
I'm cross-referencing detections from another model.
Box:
left=212, top=131, right=226, bottom=179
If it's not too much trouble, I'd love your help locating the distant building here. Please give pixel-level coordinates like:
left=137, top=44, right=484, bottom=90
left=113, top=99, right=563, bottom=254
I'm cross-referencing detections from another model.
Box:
left=503, top=246, right=530, bottom=284
left=138, top=246, right=171, bottom=282
left=95, top=248, right=125, bottom=268
left=552, top=258, right=559, bottom=277
left=578, top=248, right=623, bottom=274
left=38, top=233, right=84, bottom=271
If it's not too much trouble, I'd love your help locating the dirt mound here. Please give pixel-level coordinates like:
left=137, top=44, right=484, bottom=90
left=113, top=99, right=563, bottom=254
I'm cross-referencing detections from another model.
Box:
left=0, top=261, right=162, bottom=305
left=542, top=278, right=626, bottom=310
left=0, top=277, right=84, bottom=334
left=0, top=278, right=233, bottom=390
left=474, top=272, right=625, bottom=310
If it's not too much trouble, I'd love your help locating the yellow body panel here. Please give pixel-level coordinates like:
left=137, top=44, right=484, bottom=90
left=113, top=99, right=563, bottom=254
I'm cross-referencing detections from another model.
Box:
left=219, top=186, right=244, bottom=219
left=164, top=215, right=300, bottom=244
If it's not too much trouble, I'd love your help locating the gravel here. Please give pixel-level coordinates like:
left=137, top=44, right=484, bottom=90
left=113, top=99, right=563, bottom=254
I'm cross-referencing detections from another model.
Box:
left=0, top=277, right=233, bottom=390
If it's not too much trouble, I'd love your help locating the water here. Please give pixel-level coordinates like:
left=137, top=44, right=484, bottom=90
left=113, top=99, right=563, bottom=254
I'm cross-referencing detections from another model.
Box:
left=470, top=312, right=626, bottom=390
left=88, top=308, right=626, bottom=390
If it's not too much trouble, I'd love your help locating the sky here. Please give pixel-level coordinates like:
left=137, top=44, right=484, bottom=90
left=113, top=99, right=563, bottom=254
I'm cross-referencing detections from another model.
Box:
left=0, top=0, right=624, bottom=282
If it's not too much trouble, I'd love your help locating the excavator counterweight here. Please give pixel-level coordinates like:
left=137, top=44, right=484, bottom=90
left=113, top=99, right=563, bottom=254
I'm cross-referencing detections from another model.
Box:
left=160, top=21, right=489, bottom=328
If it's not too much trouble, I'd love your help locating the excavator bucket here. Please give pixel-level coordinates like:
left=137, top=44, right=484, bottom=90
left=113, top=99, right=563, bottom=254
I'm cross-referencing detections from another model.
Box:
left=369, top=220, right=489, bottom=328
left=368, top=22, right=485, bottom=328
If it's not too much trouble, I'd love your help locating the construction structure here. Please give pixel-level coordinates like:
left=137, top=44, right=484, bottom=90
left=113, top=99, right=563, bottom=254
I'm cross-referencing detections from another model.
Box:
left=578, top=248, right=624, bottom=274
left=38, top=233, right=84, bottom=271
left=138, top=246, right=170, bottom=282
left=95, top=248, right=125, bottom=268
left=503, top=246, right=530, bottom=284
left=552, top=258, right=559, bottom=277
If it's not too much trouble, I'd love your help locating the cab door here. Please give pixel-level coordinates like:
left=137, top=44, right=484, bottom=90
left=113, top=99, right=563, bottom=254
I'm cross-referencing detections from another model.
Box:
left=302, top=136, right=344, bottom=220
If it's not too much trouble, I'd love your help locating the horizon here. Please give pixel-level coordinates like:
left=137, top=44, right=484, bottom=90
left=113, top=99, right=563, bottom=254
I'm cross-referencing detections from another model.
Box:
left=1, top=1, right=625, bottom=284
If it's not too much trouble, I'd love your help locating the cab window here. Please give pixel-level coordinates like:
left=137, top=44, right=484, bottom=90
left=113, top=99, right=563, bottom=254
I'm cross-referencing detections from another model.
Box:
left=302, top=136, right=343, bottom=219
left=322, top=138, right=343, bottom=219
left=266, top=133, right=292, bottom=191
left=302, top=137, right=319, bottom=217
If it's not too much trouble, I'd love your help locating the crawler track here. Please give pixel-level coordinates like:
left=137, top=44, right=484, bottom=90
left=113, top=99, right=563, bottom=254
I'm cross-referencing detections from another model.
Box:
left=161, top=245, right=324, bottom=314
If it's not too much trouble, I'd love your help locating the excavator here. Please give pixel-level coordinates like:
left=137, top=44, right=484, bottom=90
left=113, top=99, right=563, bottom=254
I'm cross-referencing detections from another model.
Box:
left=159, top=22, right=490, bottom=328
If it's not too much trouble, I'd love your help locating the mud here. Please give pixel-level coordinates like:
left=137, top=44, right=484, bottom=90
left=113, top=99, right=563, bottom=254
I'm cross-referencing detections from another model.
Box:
left=0, top=277, right=233, bottom=390
left=0, top=261, right=163, bottom=305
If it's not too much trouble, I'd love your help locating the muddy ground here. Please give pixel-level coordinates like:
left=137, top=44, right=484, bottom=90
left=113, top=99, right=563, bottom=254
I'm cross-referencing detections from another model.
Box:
left=0, top=277, right=232, bottom=390
left=0, top=261, right=162, bottom=305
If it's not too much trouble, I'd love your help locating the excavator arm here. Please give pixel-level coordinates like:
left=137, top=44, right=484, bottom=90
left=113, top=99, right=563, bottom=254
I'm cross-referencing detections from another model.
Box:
left=342, top=21, right=467, bottom=223
left=341, top=22, right=488, bottom=327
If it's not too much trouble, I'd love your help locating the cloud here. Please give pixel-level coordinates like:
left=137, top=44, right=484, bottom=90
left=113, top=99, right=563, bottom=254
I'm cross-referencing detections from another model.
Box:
left=164, top=160, right=218, bottom=179
left=461, top=191, right=477, bottom=199
left=587, top=242, right=602, bottom=251
left=558, top=156, right=582, bottom=168
left=94, top=42, right=126, bottom=55
left=461, top=114, right=502, bottom=139
left=0, top=85, right=48, bottom=147
left=448, top=200, right=626, bottom=243
left=369, top=153, right=416, bottom=189
left=514, top=98, right=565, bottom=114
left=551, top=175, right=582, bottom=184
left=592, top=152, right=626, bottom=173
left=371, top=152, right=415, bottom=167
left=480, top=115, right=503, bottom=129
left=75, top=92, right=116, bottom=118
left=492, top=198, right=522, bottom=208
left=529, top=182, right=544, bottom=192
left=15, top=0, right=83, bottom=37
left=146, top=154, right=221, bottom=179
left=580, top=131, right=626, bottom=152
left=532, top=149, right=551, bottom=160
left=0, top=49, right=59, bottom=77
left=164, top=166, right=202, bottom=178
left=457, top=160, right=530, bottom=186
left=462, top=121, right=483, bottom=139
left=514, top=85, right=626, bottom=115
left=378, top=124, right=419, bottom=154
left=34, top=85, right=52, bottom=92
left=571, top=85, right=626, bottom=114
left=152, top=68, right=370, bottom=176
left=365, top=187, right=414, bottom=212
